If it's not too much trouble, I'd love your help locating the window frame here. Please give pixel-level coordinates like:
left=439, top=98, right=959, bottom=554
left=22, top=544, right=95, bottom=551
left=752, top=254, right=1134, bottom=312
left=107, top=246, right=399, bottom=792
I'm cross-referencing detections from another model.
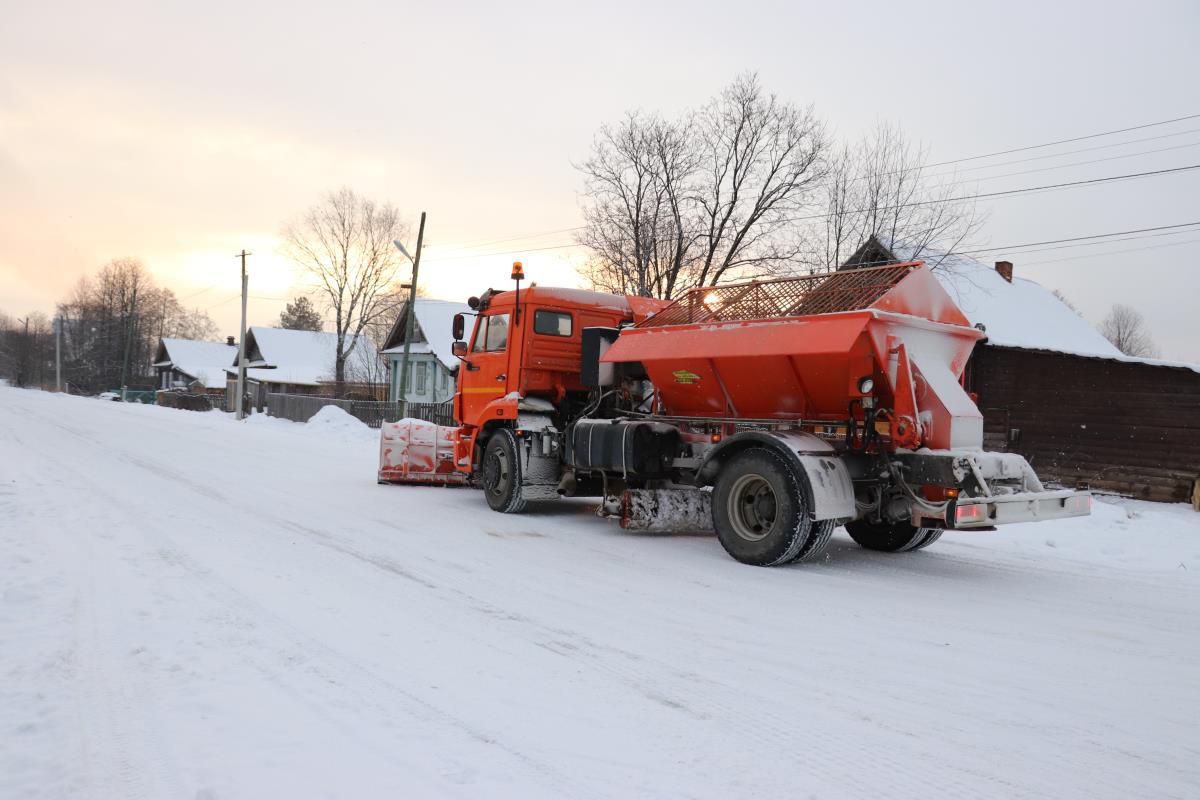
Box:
left=482, top=313, right=510, bottom=352
left=533, top=309, right=573, bottom=337
left=415, top=361, right=427, bottom=394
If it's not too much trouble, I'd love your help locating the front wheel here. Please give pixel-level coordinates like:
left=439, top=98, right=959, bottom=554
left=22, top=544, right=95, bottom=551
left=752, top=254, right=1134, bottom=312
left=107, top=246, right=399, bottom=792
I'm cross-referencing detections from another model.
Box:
left=711, top=448, right=833, bottom=566
left=845, top=519, right=942, bottom=552
left=481, top=429, right=527, bottom=513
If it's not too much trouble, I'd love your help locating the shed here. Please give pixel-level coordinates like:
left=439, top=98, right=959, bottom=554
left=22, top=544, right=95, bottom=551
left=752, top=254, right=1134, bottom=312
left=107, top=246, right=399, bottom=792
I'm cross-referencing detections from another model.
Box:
left=224, top=326, right=374, bottom=410
left=844, top=235, right=1200, bottom=503
left=153, top=337, right=238, bottom=394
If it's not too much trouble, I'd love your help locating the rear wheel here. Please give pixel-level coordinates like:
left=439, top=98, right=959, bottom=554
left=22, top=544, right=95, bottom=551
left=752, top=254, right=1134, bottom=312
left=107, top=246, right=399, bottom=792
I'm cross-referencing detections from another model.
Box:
left=845, top=519, right=942, bottom=552
left=711, top=448, right=833, bottom=566
left=481, top=429, right=527, bottom=513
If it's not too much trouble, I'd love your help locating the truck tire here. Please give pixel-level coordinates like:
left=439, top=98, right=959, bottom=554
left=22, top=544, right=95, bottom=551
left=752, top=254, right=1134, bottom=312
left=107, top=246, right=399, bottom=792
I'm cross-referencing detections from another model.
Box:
left=845, top=519, right=942, bottom=552
left=789, top=519, right=838, bottom=564
left=481, top=429, right=527, bottom=513
left=711, top=448, right=832, bottom=566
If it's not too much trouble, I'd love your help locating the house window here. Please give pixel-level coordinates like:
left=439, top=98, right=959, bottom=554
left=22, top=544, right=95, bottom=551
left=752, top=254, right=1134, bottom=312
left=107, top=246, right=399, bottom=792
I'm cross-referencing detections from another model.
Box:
left=415, top=361, right=427, bottom=394
left=534, top=310, right=572, bottom=336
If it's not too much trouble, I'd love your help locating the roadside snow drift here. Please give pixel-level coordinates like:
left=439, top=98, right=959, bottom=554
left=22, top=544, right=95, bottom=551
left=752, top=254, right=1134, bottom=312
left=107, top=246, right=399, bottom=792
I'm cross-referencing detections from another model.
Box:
left=1, top=385, right=1197, bottom=799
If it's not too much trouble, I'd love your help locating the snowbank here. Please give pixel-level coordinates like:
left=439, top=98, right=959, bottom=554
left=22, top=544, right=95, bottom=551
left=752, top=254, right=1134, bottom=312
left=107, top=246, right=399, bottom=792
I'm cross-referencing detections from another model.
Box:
left=244, top=403, right=379, bottom=447
left=306, top=404, right=376, bottom=442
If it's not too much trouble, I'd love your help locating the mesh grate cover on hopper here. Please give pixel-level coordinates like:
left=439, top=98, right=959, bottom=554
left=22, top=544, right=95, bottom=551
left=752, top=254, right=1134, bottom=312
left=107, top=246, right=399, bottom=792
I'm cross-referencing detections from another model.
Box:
left=638, top=263, right=919, bottom=327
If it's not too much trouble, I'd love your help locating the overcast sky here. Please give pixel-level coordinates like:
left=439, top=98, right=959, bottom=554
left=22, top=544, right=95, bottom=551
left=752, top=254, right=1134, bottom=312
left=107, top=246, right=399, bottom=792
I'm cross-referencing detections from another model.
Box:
left=2, top=0, right=1197, bottom=359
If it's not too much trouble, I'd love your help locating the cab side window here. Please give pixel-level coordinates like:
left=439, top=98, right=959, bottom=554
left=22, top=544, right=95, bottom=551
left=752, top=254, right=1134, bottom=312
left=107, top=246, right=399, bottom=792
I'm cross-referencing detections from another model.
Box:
left=470, top=316, right=488, bottom=352
left=533, top=310, right=572, bottom=336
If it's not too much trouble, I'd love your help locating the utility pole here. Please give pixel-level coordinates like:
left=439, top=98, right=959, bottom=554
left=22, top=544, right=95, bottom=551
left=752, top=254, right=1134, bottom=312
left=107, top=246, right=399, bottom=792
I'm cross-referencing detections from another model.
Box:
left=120, top=286, right=137, bottom=397
left=396, top=212, right=426, bottom=419
left=235, top=250, right=250, bottom=420
left=55, top=315, right=62, bottom=392
left=16, top=316, right=28, bottom=387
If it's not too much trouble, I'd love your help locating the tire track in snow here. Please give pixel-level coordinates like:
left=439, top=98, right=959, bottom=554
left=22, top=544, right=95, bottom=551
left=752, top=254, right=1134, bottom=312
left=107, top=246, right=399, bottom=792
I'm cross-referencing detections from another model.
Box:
left=11, top=399, right=594, bottom=799
left=11, top=394, right=1199, bottom=798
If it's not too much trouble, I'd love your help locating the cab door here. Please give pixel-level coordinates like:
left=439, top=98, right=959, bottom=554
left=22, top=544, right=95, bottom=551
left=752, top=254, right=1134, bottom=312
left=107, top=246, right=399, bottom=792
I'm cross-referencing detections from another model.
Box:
left=459, top=311, right=512, bottom=425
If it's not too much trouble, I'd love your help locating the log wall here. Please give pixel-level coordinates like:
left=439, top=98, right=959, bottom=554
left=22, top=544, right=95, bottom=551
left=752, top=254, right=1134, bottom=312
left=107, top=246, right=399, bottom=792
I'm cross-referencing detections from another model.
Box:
left=967, top=345, right=1200, bottom=503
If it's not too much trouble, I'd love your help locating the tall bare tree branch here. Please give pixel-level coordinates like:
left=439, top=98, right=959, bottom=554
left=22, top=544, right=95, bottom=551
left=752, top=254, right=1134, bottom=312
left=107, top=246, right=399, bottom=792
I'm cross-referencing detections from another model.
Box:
left=281, top=188, right=408, bottom=396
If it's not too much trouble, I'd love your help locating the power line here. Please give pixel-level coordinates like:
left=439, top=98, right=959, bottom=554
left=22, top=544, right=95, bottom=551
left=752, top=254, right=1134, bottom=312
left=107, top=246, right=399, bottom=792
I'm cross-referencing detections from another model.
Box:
left=426, top=115, right=1200, bottom=257
left=925, top=140, right=1200, bottom=185
left=930, top=127, right=1200, bottom=175
left=420, top=164, right=1200, bottom=263
left=982, top=228, right=1200, bottom=258
left=1019, top=237, right=1200, bottom=266
left=921, top=112, right=1200, bottom=169
left=783, top=164, right=1200, bottom=224
left=964, top=221, right=1200, bottom=254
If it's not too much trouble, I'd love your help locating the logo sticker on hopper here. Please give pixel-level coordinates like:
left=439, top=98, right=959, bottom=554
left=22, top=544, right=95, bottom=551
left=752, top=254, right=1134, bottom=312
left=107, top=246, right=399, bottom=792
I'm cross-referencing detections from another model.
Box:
left=672, top=369, right=701, bottom=385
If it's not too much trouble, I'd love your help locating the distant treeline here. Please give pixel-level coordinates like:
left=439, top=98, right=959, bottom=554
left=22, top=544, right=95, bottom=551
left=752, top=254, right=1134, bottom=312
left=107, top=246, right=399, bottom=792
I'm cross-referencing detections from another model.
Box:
left=0, top=258, right=219, bottom=394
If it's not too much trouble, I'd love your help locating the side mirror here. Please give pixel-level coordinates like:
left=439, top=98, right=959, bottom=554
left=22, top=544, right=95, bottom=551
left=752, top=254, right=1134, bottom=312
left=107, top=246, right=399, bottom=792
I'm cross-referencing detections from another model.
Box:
left=451, top=340, right=468, bottom=358
left=452, top=313, right=465, bottom=341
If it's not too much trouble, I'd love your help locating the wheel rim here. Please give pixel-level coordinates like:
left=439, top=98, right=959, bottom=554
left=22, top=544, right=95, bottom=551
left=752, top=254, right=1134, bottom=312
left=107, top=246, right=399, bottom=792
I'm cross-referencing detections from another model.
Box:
left=727, top=473, right=777, bottom=542
left=484, top=447, right=510, bottom=497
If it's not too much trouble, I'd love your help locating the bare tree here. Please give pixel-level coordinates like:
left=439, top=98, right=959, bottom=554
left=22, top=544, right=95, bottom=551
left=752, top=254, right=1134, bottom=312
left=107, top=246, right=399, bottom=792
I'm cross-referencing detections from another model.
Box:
left=344, top=285, right=409, bottom=399
left=279, top=296, right=324, bottom=331
left=50, top=258, right=199, bottom=393
left=692, top=74, right=826, bottom=287
left=0, top=312, right=53, bottom=388
left=815, top=123, right=984, bottom=270
left=577, top=111, right=697, bottom=298
left=1099, top=304, right=1159, bottom=357
left=281, top=188, right=408, bottom=397
left=576, top=73, right=827, bottom=299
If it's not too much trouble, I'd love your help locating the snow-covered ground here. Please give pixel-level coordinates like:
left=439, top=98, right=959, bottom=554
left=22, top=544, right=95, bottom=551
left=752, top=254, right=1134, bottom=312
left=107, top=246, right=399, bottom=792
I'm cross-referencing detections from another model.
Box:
left=2, top=385, right=1198, bottom=800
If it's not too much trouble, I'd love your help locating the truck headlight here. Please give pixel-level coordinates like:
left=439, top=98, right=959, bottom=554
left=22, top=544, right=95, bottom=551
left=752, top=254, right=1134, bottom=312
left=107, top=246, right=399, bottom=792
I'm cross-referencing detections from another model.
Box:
left=858, top=376, right=875, bottom=394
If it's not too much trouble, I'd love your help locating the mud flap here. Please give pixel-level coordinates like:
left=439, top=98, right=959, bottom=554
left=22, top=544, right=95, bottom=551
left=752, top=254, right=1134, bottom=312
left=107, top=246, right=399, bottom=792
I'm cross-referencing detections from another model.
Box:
left=793, top=454, right=855, bottom=522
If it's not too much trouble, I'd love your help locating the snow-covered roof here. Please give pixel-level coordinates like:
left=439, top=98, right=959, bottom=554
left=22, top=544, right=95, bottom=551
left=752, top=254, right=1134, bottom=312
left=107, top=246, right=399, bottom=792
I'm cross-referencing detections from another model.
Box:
left=380, top=341, right=436, bottom=356
left=155, top=338, right=238, bottom=389
left=226, top=327, right=372, bottom=386
left=381, top=298, right=473, bottom=370
left=849, top=236, right=1122, bottom=359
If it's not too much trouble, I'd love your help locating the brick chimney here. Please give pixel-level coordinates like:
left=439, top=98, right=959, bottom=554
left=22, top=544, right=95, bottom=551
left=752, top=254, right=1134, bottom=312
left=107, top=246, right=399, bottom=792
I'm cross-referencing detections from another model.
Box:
left=995, top=260, right=1014, bottom=283
left=226, top=335, right=236, bottom=346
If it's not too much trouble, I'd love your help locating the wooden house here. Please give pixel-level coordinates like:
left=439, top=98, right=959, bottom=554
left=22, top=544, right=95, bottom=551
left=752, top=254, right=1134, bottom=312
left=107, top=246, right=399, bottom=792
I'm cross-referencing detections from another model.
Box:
left=379, top=298, right=472, bottom=404
left=153, top=337, right=238, bottom=395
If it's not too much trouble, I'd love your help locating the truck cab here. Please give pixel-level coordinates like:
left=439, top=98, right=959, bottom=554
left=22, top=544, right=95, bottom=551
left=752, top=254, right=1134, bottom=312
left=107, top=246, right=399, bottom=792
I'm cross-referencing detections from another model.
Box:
left=450, top=280, right=666, bottom=477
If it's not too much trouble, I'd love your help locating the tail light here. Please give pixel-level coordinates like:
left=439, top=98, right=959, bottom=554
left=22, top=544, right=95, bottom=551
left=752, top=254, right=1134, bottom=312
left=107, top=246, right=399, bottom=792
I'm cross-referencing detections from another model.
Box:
left=954, top=503, right=988, bottom=526
left=1064, top=494, right=1091, bottom=514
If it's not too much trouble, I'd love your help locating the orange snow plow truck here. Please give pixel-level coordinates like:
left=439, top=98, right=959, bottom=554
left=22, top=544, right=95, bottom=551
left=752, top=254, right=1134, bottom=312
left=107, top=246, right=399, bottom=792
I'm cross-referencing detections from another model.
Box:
left=379, top=261, right=1091, bottom=566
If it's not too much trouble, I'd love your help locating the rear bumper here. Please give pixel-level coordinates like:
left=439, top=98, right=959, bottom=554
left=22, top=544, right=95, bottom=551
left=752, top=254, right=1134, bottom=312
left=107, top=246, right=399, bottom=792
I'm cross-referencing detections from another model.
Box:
left=949, top=489, right=1092, bottom=529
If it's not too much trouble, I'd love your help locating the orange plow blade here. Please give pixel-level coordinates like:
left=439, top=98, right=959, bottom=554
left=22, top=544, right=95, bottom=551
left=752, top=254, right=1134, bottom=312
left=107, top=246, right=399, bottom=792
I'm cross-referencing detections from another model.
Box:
left=378, top=418, right=469, bottom=486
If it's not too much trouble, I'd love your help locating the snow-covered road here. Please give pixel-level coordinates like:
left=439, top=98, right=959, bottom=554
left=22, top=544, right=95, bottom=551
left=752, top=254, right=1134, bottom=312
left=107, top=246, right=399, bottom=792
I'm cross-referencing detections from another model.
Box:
left=2, top=385, right=1198, bottom=799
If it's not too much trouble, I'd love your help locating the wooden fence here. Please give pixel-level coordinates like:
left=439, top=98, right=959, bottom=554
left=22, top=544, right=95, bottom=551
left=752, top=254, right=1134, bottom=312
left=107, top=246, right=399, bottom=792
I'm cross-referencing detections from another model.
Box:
left=157, top=390, right=228, bottom=413
left=266, top=392, right=454, bottom=429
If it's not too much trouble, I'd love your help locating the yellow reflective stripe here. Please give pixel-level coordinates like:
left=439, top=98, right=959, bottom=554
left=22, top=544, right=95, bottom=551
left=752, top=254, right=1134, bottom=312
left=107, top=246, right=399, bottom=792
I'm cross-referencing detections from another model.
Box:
left=461, top=387, right=505, bottom=394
